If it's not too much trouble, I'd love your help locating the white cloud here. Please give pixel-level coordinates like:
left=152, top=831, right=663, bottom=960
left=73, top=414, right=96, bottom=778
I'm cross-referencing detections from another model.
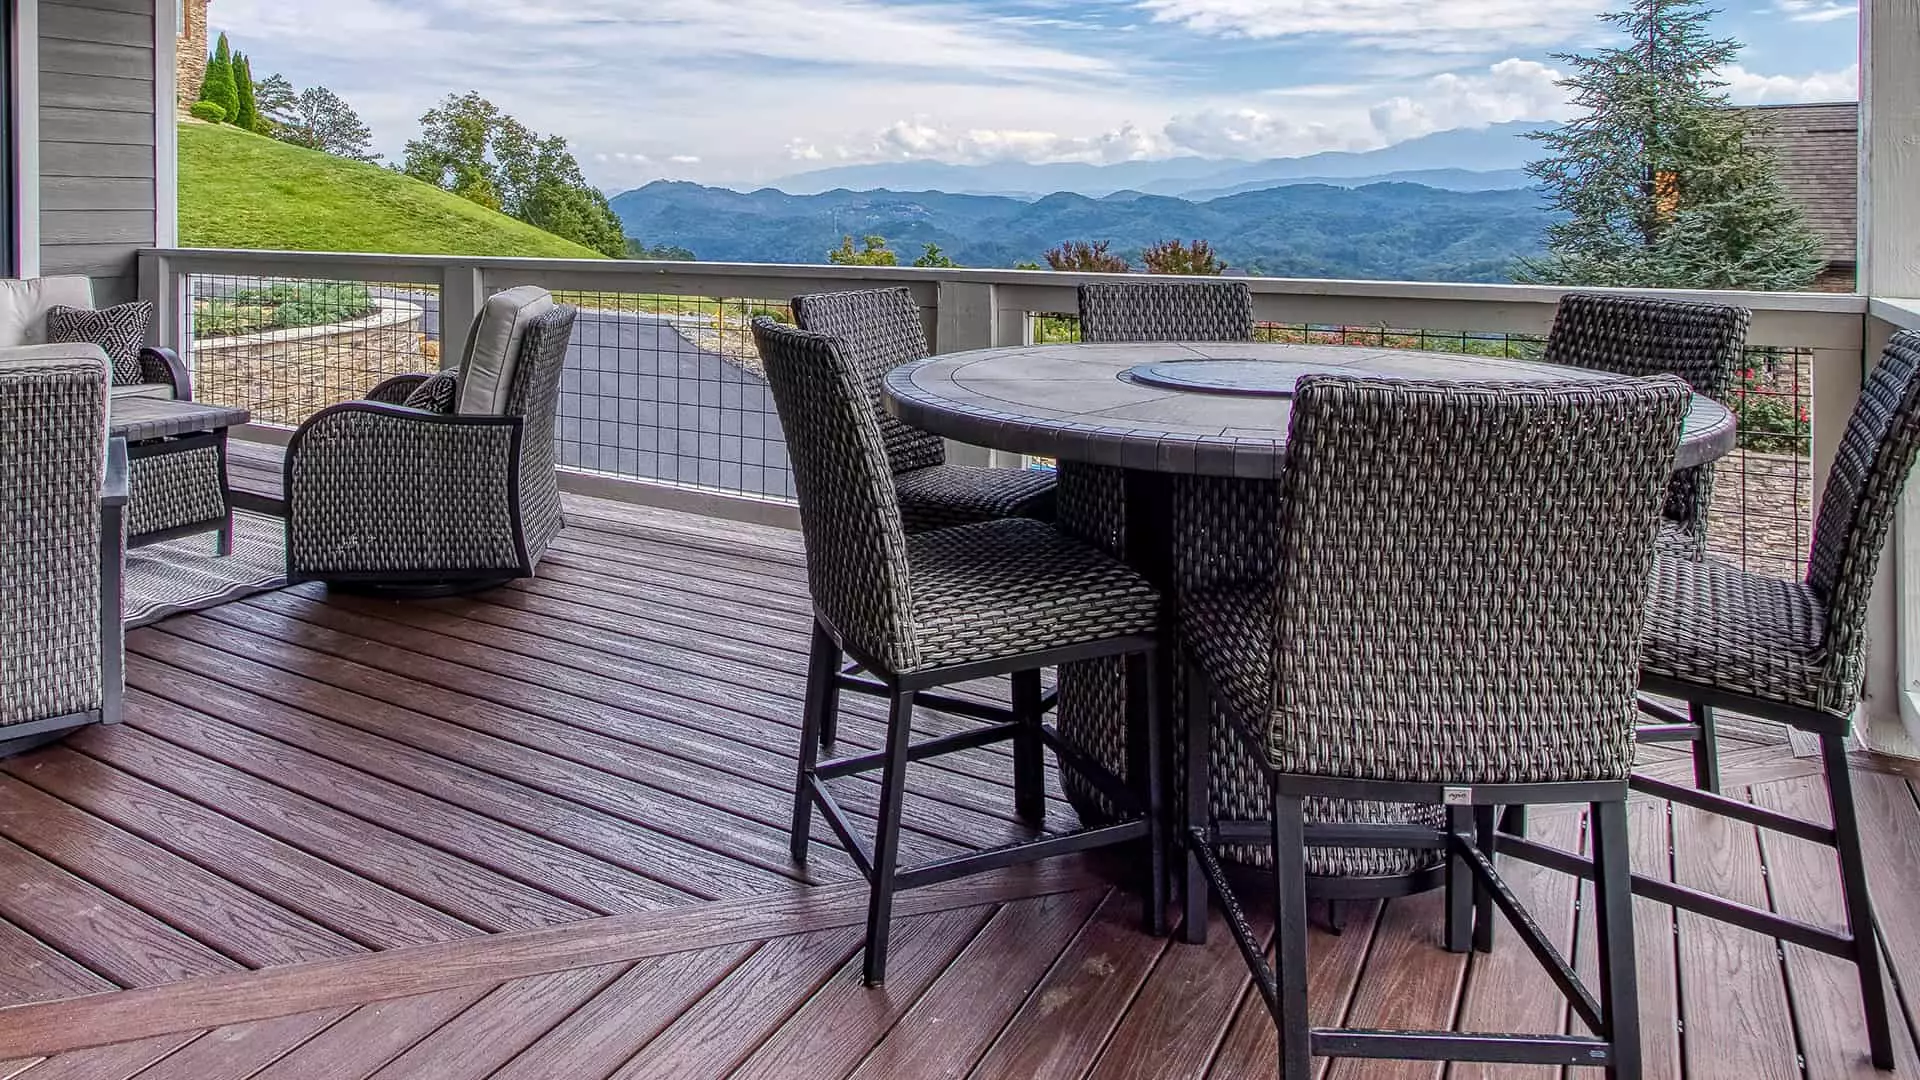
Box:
left=1773, top=0, right=1855, bottom=21
left=1162, top=108, right=1353, bottom=157
left=1134, top=0, right=1607, bottom=52
left=1721, top=63, right=1858, bottom=103
left=668, top=155, right=702, bottom=164
left=1368, top=58, right=1575, bottom=140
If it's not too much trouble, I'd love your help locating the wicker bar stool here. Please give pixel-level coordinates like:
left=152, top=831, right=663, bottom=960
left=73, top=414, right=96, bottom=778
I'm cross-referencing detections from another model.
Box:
left=752, top=317, right=1169, bottom=985
left=1536, top=294, right=1754, bottom=797
left=1592, top=331, right=1919, bottom=1071
left=791, top=287, right=1055, bottom=532
left=1181, top=374, right=1692, bottom=1080
left=1077, top=280, right=1254, bottom=342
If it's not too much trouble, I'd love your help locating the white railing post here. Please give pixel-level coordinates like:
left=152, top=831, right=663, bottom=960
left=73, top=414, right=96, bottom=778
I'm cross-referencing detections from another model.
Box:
left=934, top=280, right=998, bottom=467
left=136, top=248, right=188, bottom=357
left=438, top=263, right=485, bottom=371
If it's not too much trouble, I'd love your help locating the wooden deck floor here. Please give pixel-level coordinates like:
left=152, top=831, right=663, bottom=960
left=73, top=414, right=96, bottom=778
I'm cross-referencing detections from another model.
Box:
left=0, top=470, right=1916, bottom=1077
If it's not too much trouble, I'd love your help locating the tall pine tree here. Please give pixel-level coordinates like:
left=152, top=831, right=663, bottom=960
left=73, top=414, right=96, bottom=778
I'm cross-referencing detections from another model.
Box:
left=199, top=33, right=241, bottom=125
left=1520, top=0, right=1823, bottom=290
left=232, top=54, right=261, bottom=133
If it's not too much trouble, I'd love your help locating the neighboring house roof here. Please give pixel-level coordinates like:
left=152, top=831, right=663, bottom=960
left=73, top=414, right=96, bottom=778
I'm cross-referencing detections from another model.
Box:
left=1734, top=101, right=1858, bottom=266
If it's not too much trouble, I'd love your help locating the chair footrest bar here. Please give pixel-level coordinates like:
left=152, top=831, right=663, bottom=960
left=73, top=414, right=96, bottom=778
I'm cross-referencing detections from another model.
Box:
left=1629, top=775, right=1838, bottom=845
left=1636, top=722, right=1703, bottom=743
left=1498, top=834, right=1856, bottom=958
left=816, top=722, right=1022, bottom=780
left=1041, top=725, right=1146, bottom=816
left=1310, top=1030, right=1612, bottom=1067
left=1458, top=841, right=1602, bottom=1033
left=835, top=676, right=1020, bottom=725
left=894, top=820, right=1148, bottom=891
left=1636, top=697, right=1693, bottom=726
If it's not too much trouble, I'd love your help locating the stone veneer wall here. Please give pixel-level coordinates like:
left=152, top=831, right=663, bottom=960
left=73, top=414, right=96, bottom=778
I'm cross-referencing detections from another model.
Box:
left=191, top=299, right=428, bottom=427
left=176, top=0, right=209, bottom=108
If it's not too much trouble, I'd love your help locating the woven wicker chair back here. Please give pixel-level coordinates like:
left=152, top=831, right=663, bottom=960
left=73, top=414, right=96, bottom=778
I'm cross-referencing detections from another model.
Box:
left=0, top=351, right=106, bottom=724
left=1077, top=281, right=1254, bottom=343
left=1543, top=293, right=1752, bottom=556
left=752, top=317, right=918, bottom=673
left=1267, top=374, right=1692, bottom=784
left=791, top=288, right=945, bottom=475
left=503, top=305, right=576, bottom=561
left=1806, top=331, right=1920, bottom=693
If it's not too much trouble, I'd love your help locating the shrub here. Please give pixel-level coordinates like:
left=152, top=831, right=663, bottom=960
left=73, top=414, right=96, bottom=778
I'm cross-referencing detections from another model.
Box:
left=189, top=100, right=227, bottom=124
left=1141, top=238, right=1224, bottom=275
left=196, top=282, right=376, bottom=337
left=1730, top=365, right=1810, bottom=455
left=1044, top=240, right=1128, bottom=273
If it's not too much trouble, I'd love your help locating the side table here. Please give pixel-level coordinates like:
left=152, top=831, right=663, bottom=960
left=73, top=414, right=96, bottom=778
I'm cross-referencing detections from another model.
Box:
left=108, top=397, right=251, bottom=553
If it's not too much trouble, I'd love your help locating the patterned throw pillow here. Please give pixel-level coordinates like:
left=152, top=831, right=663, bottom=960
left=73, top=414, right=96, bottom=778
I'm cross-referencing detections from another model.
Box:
left=47, top=302, right=154, bottom=386
left=401, top=370, right=461, bottom=413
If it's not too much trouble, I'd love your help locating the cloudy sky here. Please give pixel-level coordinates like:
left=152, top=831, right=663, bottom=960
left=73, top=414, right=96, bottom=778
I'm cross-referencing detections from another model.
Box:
left=210, top=0, right=1859, bottom=192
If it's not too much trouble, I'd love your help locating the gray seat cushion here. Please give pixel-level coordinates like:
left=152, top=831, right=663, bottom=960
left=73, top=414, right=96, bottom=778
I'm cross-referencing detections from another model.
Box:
left=1639, top=552, right=1838, bottom=717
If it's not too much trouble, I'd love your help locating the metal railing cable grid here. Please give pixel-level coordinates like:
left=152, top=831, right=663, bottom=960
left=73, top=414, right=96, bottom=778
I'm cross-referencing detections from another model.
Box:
left=551, top=291, right=794, bottom=501
left=1032, top=311, right=1814, bottom=582
left=186, top=274, right=443, bottom=428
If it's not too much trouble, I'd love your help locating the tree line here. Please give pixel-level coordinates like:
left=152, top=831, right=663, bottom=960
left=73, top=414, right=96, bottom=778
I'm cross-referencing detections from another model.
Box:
left=827, top=236, right=1226, bottom=274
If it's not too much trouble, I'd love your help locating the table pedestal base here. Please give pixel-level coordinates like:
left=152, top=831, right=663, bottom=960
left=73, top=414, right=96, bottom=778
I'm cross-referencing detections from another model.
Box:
left=1053, top=462, right=1447, bottom=887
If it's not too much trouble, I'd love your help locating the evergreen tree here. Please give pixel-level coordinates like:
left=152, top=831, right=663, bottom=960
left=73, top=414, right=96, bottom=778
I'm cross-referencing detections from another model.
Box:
left=1519, top=0, right=1822, bottom=290
left=911, top=243, right=958, bottom=268
left=200, top=33, right=241, bottom=124
left=232, top=54, right=261, bottom=134
left=253, top=73, right=299, bottom=138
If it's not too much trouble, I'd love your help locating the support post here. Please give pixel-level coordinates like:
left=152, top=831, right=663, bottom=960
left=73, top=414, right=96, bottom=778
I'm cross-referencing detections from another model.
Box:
left=438, top=264, right=485, bottom=371
left=935, top=278, right=997, bottom=467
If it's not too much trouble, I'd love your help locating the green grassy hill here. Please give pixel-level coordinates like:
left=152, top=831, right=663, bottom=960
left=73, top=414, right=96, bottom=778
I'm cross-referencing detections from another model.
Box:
left=178, top=121, right=606, bottom=259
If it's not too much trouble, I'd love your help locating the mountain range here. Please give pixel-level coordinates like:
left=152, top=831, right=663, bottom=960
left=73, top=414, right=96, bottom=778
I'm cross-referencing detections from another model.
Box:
left=767, top=122, right=1551, bottom=198
left=610, top=180, right=1557, bottom=283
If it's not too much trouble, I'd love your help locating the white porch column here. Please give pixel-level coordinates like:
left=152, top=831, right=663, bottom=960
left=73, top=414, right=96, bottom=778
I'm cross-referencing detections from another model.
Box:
left=1857, top=0, right=1920, bottom=753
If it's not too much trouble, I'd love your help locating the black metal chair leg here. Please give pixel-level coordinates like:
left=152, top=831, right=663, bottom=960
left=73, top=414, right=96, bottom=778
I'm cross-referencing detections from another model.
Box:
left=1501, top=804, right=1527, bottom=837
left=1824, top=733, right=1896, bottom=1070
left=1691, top=703, right=1720, bottom=792
left=1473, top=804, right=1496, bottom=953
left=1012, top=668, right=1045, bottom=825
left=791, top=622, right=839, bottom=864
left=1590, top=798, right=1642, bottom=1080
left=1142, top=642, right=1169, bottom=937
left=1273, top=789, right=1313, bottom=1080
left=1182, top=676, right=1211, bottom=945
left=1445, top=804, right=1473, bottom=954
left=863, top=688, right=916, bottom=986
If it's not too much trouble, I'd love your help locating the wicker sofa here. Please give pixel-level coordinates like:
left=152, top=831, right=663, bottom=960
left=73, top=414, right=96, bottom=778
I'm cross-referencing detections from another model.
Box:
left=0, top=276, right=189, bottom=400
left=282, top=286, right=576, bottom=594
left=0, top=344, right=127, bottom=756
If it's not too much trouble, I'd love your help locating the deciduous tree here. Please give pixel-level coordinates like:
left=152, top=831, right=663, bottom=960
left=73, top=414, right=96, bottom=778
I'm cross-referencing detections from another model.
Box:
left=284, top=86, right=379, bottom=162
left=828, top=235, right=898, bottom=266
left=912, top=243, right=958, bottom=268
left=1520, top=0, right=1822, bottom=290
left=1141, top=238, right=1224, bottom=275
left=1044, top=240, right=1129, bottom=273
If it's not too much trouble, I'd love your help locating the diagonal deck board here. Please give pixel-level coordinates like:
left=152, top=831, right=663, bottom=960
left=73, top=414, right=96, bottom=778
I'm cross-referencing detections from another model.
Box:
left=0, top=479, right=1916, bottom=1077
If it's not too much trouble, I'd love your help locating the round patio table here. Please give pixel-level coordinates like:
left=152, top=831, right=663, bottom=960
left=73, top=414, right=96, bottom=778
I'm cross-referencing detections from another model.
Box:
left=885, top=341, right=1737, bottom=887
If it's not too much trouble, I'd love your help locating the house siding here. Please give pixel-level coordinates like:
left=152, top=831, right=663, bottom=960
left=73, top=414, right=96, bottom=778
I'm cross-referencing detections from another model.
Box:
left=39, top=0, right=159, bottom=304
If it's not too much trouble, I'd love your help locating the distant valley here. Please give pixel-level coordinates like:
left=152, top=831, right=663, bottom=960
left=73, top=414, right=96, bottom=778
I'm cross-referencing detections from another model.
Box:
left=610, top=180, right=1556, bottom=283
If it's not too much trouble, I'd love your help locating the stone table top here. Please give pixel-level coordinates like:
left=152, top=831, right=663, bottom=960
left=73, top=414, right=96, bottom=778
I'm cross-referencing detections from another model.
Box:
left=884, top=341, right=1737, bottom=478
left=109, top=396, right=251, bottom=443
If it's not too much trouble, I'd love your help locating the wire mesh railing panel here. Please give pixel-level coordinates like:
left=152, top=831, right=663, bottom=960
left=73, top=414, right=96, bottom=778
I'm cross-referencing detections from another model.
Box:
left=1026, top=311, right=1814, bottom=582
left=187, top=275, right=442, bottom=427
left=553, top=293, right=794, bottom=501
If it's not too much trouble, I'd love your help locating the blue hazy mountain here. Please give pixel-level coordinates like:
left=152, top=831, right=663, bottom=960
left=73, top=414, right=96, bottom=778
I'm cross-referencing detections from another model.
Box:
left=768, top=122, right=1551, bottom=198
left=610, top=180, right=1555, bottom=283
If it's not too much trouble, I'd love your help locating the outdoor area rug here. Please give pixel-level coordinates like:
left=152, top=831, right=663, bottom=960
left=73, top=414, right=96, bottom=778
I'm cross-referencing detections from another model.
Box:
left=123, top=512, right=288, bottom=628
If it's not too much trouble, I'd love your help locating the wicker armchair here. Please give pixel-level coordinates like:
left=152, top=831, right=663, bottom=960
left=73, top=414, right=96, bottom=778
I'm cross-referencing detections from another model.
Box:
left=1179, top=374, right=1691, bottom=1079
left=1543, top=293, right=1751, bottom=559
left=1621, top=330, right=1920, bottom=1071
left=284, top=288, right=575, bottom=594
left=752, top=316, right=1167, bottom=986
left=790, top=288, right=1055, bottom=532
left=1078, top=280, right=1254, bottom=342
left=0, top=346, right=127, bottom=756
left=0, top=276, right=188, bottom=400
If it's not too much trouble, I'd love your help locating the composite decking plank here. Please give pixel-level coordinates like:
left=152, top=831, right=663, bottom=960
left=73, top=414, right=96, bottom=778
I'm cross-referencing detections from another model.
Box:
left=846, top=888, right=1109, bottom=1080
left=1853, top=770, right=1920, bottom=1038
left=219, top=592, right=1040, bottom=854
left=1081, top=905, right=1261, bottom=1080
left=74, top=719, right=590, bottom=933
left=731, top=905, right=997, bottom=1080
left=0, top=767, right=359, bottom=967
left=546, top=531, right=814, bottom=599
left=967, top=889, right=1173, bottom=1080
left=1205, top=900, right=1380, bottom=1080
left=555, top=496, right=807, bottom=565
left=1449, top=807, right=1583, bottom=1080
left=1755, top=774, right=1920, bottom=1077
left=0, top=833, right=234, bottom=989
left=247, top=987, right=497, bottom=1080
left=184, top=598, right=965, bottom=875
left=122, top=642, right=715, bottom=909
left=1670, top=796, right=1799, bottom=1080
left=1323, top=888, right=1470, bottom=1080
left=367, top=963, right=629, bottom=1080
left=607, top=926, right=866, bottom=1080
left=11, top=1036, right=197, bottom=1080
left=123, top=1009, right=353, bottom=1080
left=1569, top=797, right=1685, bottom=1080
left=490, top=944, right=758, bottom=1080
left=0, top=912, right=116, bottom=1007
